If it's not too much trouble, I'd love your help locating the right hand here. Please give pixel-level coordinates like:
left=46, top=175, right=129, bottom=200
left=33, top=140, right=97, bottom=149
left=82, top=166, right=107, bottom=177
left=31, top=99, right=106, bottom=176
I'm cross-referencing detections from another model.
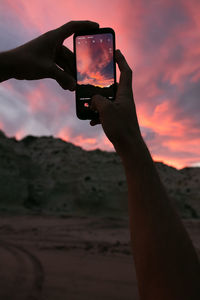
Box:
left=90, top=50, right=142, bottom=158
left=5, top=21, right=99, bottom=90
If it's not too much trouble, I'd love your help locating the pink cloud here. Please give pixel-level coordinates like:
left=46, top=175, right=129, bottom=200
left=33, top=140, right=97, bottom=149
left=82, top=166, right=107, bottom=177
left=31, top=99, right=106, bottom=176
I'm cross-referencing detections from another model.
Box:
left=1, top=0, right=200, bottom=168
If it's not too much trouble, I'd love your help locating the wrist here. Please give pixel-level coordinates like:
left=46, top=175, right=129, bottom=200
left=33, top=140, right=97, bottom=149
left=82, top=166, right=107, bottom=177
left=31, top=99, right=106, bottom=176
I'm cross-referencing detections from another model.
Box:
left=116, top=135, right=153, bottom=171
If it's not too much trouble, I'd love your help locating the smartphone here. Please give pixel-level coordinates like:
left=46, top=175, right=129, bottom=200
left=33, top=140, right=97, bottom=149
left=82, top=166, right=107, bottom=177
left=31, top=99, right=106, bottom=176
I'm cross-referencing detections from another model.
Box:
left=73, top=27, right=116, bottom=120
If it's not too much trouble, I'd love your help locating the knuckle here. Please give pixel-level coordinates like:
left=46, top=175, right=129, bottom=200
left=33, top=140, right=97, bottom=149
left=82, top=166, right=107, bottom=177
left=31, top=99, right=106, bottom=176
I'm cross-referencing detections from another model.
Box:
left=58, top=21, right=73, bottom=34
left=42, top=30, right=52, bottom=39
left=42, top=29, right=58, bottom=44
left=67, top=20, right=75, bottom=28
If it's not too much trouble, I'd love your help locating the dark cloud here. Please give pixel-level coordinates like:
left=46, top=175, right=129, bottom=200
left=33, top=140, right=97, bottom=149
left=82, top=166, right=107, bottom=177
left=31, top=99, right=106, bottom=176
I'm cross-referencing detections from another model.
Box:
left=138, top=0, right=192, bottom=54
left=141, top=126, right=157, bottom=142
left=175, top=80, right=200, bottom=125
left=0, top=84, right=29, bottom=135
left=0, top=2, right=40, bottom=51
left=100, top=60, right=114, bottom=79
left=90, top=44, right=104, bottom=61
left=0, top=0, right=200, bottom=168
left=77, top=72, right=90, bottom=82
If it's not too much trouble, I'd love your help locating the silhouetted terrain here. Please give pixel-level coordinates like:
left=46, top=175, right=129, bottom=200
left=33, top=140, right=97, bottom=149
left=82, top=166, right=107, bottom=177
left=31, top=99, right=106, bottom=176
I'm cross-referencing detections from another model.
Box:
left=77, top=83, right=115, bottom=98
left=0, top=130, right=199, bottom=218
left=0, top=130, right=199, bottom=300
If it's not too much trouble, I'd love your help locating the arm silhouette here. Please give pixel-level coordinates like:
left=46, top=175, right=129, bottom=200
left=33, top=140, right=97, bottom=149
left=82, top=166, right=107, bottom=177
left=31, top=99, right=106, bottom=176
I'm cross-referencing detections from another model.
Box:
left=0, top=20, right=99, bottom=90
left=0, top=20, right=199, bottom=300
left=90, top=49, right=200, bottom=300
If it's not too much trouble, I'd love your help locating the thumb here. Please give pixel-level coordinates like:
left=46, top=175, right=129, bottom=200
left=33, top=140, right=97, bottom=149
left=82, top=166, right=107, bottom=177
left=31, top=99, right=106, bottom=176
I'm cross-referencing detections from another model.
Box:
left=90, top=94, right=109, bottom=113
left=56, top=20, right=99, bottom=41
left=51, top=65, right=76, bottom=91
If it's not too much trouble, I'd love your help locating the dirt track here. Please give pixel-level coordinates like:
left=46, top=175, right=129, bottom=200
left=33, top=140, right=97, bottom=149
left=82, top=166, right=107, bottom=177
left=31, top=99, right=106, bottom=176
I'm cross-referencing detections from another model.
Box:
left=0, top=241, right=44, bottom=300
left=0, top=216, right=199, bottom=300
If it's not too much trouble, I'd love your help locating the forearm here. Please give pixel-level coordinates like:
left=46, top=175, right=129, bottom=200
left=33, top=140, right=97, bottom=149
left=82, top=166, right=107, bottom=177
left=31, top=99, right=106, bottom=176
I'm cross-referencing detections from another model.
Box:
left=0, top=50, right=15, bottom=82
left=121, top=137, right=200, bottom=300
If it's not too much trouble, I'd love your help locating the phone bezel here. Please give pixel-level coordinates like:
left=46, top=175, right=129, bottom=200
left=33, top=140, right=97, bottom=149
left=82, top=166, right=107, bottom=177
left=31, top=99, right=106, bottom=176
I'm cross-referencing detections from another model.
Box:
left=73, top=27, right=116, bottom=120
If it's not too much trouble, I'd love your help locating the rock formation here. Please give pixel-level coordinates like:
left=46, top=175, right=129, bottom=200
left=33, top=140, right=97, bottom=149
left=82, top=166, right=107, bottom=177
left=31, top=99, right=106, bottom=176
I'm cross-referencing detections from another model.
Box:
left=0, top=130, right=199, bottom=218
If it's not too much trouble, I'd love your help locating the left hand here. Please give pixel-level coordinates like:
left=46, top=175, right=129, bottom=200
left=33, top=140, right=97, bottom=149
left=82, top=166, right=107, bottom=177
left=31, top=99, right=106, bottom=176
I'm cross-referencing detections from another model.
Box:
left=8, top=20, right=99, bottom=90
left=90, top=50, right=142, bottom=158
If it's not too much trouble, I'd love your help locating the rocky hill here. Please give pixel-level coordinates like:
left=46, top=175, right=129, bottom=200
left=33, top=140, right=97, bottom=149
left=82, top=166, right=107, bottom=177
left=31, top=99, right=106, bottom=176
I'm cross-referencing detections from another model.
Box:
left=0, top=130, right=199, bottom=218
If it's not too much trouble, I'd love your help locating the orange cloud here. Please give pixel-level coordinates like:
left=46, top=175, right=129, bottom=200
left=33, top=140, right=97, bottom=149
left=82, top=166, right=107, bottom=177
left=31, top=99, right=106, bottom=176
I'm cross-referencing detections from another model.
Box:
left=1, top=0, right=200, bottom=169
left=57, top=127, right=98, bottom=150
left=76, top=34, right=114, bottom=87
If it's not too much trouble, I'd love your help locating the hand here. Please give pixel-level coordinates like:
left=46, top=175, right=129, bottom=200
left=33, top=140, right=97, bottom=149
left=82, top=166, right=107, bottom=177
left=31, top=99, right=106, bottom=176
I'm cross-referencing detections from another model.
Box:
left=90, top=50, right=142, bottom=157
left=7, top=20, right=99, bottom=90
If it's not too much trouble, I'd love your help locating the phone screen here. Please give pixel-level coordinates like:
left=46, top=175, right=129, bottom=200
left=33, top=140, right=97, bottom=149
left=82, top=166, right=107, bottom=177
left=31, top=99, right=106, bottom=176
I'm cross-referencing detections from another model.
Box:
left=75, top=32, right=116, bottom=112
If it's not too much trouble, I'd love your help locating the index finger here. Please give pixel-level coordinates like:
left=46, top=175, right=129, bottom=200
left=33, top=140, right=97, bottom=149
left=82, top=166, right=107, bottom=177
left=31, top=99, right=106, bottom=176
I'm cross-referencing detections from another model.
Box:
left=56, top=20, right=99, bottom=41
left=115, top=49, right=133, bottom=98
left=56, top=45, right=75, bottom=76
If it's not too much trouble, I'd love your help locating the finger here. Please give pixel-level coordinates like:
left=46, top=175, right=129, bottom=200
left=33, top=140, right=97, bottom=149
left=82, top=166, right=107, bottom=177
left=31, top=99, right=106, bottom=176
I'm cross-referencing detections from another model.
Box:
left=58, top=63, right=73, bottom=78
left=51, top=65, right=76, bottom=90
left=90, top=119, right=101, bottom=126
left=56, top=45, right=75, bottom=76
left=91, top=94, right=110, bottom=113
left=56, top=20, right=99, bottom=41
left=115, top=49, right=133, bottom=98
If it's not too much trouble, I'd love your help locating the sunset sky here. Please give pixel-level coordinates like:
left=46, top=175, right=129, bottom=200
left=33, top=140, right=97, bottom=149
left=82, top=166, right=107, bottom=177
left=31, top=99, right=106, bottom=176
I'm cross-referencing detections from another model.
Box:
left=76, top=33, right=114, bottom=87
left=0, top=0, right=200, bottom=169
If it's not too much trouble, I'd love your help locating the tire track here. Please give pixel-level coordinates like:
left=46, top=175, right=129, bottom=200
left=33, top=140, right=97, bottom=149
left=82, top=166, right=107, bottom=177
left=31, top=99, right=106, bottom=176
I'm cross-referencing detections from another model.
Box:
left=0, top=241, right=44, bottom=300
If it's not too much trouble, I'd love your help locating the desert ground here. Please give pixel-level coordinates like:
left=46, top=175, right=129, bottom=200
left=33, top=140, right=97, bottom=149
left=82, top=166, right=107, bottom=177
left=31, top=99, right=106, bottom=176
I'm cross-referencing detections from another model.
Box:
left=0, top=215, right=199, bottom=300
left=0, top=132, right=200, bottom=299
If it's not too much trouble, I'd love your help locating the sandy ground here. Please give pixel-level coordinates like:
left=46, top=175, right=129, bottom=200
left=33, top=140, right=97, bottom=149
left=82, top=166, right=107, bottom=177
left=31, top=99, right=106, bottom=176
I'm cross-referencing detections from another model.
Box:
left=0, top=215, right=199, bottom=300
